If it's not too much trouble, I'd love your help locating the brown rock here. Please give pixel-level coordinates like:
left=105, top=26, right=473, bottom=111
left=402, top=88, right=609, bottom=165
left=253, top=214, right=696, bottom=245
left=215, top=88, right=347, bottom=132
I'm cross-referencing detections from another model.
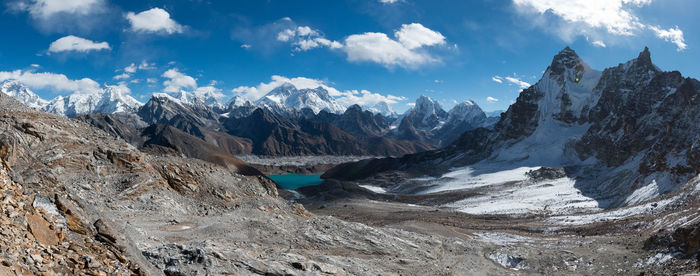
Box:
left=26, top=214, right=58, bottom=246
left=0, top=265, right=13, bottom=276
left=93, top=219, right=117, bottom=245
left=54, top=195, right=92, bottom=235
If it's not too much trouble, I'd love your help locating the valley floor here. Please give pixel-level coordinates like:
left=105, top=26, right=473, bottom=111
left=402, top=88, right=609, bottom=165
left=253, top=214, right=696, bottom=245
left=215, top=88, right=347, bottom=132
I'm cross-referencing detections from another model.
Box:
left=302, top=196, right=699, bottom=275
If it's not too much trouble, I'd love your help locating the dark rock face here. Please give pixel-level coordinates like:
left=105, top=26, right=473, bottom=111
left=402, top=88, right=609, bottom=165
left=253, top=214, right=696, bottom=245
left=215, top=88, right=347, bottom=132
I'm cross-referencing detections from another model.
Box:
left=575, top=49, right=699, bottom=178
left=329, top=105, right=391, bottom=137
left=138, top=96, right=220, bottom=132
left=78, top=114, right=143, bottom=144
left=222, top=108, right=430, bottom=156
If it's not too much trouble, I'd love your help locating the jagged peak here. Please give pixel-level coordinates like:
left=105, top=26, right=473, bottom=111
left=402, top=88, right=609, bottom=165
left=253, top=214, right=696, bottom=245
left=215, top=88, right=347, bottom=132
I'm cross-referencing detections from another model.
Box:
left=634, top=46, right=655, bottom=69
left=346, top=104, right=363, bottom=111
left=549, top=46, right=583, bottom=72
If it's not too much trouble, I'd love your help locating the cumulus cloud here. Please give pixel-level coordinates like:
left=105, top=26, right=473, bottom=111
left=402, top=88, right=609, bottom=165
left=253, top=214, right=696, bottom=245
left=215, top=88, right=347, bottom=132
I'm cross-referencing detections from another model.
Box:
left=394, top=23, right=446, bottom=49
left=650, top=25, right=687, bottom=51
left=11, top=0, right=104, bottom=19
left=486, top=96, right=499, bottom=103
left=47, top=35, right=110, bottom=53
left=513, top=0, right=686, bottom=50
left=271, top=20, right=447, bottom=69
left=0, top=69, right=100, bottom=94
left=492, top=75, right=531, bottom=89
left=379, top=0, right=400, bottom=3
left=8, top=0, right=108, bottom=33
left=231, top=75, right=405, bottom=108
left=342, top=23, right=446, bottom=69
left=126, top=8, right=184, bottom=34
left=162, top=68, right=196, bottom=92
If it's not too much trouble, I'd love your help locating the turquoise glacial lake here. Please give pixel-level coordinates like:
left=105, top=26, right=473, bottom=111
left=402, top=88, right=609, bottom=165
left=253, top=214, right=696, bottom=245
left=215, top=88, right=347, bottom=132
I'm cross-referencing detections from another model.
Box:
left=268, top=174, right=323, bottom=190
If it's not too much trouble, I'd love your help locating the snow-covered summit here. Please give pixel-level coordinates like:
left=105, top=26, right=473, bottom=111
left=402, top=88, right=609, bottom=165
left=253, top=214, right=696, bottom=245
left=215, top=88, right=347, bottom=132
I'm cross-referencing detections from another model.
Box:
left=446, top=100, right=486, bottom=125
left=0, top=80, right=48, bottom=109
left=365, top=101, right=398, bottom=118
left=410, top=95, right=448, bottom=129
left=255, top=83, right=347, bottom=115
left=44, top=85, right=142, bottom=118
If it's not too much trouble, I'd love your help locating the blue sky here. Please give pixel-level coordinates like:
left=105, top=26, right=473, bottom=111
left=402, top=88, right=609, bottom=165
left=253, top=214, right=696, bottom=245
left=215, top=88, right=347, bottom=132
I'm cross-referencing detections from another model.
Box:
left=0, top=0, right=697, bottom=112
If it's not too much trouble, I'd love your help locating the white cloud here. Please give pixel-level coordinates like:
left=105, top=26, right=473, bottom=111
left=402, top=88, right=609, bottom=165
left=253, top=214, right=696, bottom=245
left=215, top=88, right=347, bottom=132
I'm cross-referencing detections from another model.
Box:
left=14, top=0, right=104, bottom=19
left=486, top=96, right=499, bottom=103
left=335, top=90, right=406, bottom=107
left=343, top=32, right=437, bottom=69
left=276, top=25, right=342, bottom=51
left=406, top=102, right=416, bottom=107
left=505, top=76, right=531, bottom=89
left=650, top=25, right=687, bottom=51
left=240, top=44, right=251, bottom=49
left=0, top=69, right=100, bottom=94
left=138, top=61, right=156, bottom=70
left=274, top=21, right=446, bottom=69
left=126, top=8, right=184, bottom=34
left=591, top=40, right=607, bottom=47
left=30, top=64, right=40, bottom=68
left=162, top=68, right=196, bottom=92
left=146, top=78, right=158, bottom=83
left=232, top=75, right=404, bottom=107
left=48, top=35, right=110, bottom=53
left=493, top=75, right=531, bottom=89
left=277, top=29, right=295, bottom=42
left=394, top=23, right=446, bottom=49
left=113, top=73, right=130, bottom=80
left=513, top=0, right=686, bottom=50
left=124, top=63, right=137, bottom=73
left=379, top=0, right=400, bottom=3
left=342, top=23, right=445, bottom=69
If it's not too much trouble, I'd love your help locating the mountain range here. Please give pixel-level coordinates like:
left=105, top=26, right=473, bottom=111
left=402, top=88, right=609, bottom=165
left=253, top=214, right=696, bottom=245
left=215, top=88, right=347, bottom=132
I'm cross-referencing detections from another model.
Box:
left=0, top=77, right=496, bottom=159
left=323, top=46, right=700, bottom=210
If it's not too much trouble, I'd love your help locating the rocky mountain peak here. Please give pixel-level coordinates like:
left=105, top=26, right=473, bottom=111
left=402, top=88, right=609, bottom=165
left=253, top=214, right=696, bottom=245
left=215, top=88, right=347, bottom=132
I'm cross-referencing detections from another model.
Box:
left=637, top=46, right=651, bottom=65
left=414, top=95, right=444, bottom=114
left=345, top=104, right=363, bottom=113
left=629, top=46, right=659, bottom=74
left=548, top=46, right=585, bottom=77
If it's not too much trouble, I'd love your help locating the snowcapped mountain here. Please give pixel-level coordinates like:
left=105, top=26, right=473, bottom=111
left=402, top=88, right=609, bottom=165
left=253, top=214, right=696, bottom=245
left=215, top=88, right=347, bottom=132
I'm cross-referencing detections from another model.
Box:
left=445, top=100, right=486, bottom=126
left=364, top=101, right=398, bottom=118
left=411, top=95, right=449, bottom=129
left=44, top=85, right=142, bottom=118
left=158, top=89, right=227, bottom=112
left=0, top=80, right=48, bottom=109
left=255, top=83, right=347, bottom=116
left=396, top=95, right=490, bottom=146
left=335, top=46, right=700, bottom=210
